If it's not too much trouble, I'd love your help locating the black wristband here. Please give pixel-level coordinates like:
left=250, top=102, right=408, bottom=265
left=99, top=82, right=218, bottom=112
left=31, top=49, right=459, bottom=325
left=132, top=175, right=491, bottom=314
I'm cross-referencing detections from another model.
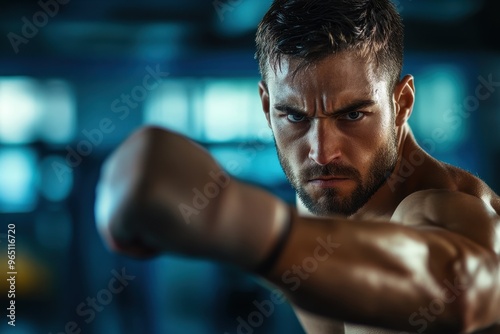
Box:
left=254, top=207, right=295, bottom=276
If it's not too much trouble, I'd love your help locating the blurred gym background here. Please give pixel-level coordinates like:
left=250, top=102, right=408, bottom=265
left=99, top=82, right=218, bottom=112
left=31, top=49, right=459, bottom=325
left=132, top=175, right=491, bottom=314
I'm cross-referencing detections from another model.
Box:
left=0, top=0, right=499, bottom=333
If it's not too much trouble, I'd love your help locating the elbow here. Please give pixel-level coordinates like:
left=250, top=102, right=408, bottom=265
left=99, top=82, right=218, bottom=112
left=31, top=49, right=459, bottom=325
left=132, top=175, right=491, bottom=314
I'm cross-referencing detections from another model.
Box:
left=440, top=298, right=485, bottom=334
left=411, top=287, right=469, bottom=334
left=435, top=296, right=470, bottom=334
left=443, top=288, right=498, bottom=334
left=424, top=267, right=486, bottom=333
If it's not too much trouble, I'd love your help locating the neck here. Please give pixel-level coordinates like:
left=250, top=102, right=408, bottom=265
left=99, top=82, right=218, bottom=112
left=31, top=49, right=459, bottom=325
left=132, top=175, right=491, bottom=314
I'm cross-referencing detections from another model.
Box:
left=352, top=123, right=422, bottom=220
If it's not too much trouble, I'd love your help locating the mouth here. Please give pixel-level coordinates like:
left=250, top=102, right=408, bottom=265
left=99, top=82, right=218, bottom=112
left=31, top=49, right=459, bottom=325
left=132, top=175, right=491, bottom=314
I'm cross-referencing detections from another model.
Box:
left=308, top=177, right=351, bottom=188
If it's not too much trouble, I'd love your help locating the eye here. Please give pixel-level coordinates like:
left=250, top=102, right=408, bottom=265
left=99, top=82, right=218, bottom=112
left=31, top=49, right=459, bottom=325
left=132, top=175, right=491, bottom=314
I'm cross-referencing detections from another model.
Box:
left=341, top=111, right=364, bottom=121
left=287, top=113, right=307, bottom=123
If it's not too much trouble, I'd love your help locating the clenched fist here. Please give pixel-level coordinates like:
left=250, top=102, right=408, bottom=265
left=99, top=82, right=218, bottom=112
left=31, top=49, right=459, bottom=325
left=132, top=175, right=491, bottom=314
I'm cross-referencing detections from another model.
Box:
left=95, top=126, right=290, bottom=270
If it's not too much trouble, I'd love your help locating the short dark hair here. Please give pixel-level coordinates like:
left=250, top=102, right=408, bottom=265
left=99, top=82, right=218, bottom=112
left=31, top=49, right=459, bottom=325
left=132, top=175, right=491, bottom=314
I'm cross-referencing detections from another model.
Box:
left=255, top=0, right=404, bottom=90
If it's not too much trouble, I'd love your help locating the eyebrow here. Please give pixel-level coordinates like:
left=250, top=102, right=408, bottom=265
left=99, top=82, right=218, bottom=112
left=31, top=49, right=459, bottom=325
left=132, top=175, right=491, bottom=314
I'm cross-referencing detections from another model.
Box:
left=273, top=99, right=376, bottom=117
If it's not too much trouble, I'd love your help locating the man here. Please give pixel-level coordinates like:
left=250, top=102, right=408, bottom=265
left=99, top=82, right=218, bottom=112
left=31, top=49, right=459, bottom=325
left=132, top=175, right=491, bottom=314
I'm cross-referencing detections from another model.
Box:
left=95, top=0, right=500, bottom=333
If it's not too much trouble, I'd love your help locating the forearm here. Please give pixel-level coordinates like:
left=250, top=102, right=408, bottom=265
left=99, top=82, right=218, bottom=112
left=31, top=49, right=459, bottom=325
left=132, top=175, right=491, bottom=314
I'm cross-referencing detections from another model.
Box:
left=134, top=177, right=291, bottom=269
left=201, top=180, right=291, bottom=269
left=260, top=212, right=499, bottom=333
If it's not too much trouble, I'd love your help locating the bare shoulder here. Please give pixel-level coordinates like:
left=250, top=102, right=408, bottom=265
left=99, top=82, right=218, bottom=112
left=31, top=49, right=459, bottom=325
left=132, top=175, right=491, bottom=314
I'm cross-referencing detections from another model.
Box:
left=444, top=163, right=500, bottom=213
left=391, top=163, right=500, bottom=253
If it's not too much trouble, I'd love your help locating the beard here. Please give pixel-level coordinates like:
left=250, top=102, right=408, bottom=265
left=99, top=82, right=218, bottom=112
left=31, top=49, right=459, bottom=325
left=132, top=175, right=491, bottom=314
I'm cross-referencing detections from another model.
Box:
left=276, top=133, right=398, bottom=217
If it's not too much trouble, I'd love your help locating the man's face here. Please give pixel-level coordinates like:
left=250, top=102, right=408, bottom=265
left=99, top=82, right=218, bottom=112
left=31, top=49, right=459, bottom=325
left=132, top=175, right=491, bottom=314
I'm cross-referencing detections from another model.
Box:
left=259, top=52, right=399, bottom=216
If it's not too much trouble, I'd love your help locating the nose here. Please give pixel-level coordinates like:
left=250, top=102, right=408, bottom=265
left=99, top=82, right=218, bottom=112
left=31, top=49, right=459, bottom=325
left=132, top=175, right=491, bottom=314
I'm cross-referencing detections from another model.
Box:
left=308, top=118, right=342, bottom=166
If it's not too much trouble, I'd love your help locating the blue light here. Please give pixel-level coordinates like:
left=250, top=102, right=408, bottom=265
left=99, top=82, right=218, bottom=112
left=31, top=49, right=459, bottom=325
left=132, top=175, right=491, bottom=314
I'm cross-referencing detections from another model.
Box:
left=214, top=0, right=272, bottom=36
left=411, top=65, right=467, bottom=153
left=0, top=77, right=42, bottom=144
left=0, top=148, right=38, bottom=212
left=143, top=80, right=191, bottom=135
left=202, top=79, right=269, bottom=142
left=39, top=155, right=73, bottom=202
left=0, top=78, right=75, bottom=145
left=143, top=78, right=273, bottom=143
left=38, top=80, right=76, bottom=144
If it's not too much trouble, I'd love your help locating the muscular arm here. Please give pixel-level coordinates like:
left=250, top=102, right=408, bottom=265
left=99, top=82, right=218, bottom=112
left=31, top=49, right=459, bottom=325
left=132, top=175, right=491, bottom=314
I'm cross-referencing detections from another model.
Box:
left=266, top=192, right=500, bottom=333
left=96, top=127, right=500, bottom=334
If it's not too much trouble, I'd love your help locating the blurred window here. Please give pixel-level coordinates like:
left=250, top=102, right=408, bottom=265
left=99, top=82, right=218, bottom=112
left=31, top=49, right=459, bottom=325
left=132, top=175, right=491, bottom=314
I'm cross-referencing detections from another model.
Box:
left=0, top=77, right=75, bottom=145
left=411, top=65, right=467, bottom=153
left=0, top=148, right=38, bottom=212
left=143, top=78, right=272, bottom=143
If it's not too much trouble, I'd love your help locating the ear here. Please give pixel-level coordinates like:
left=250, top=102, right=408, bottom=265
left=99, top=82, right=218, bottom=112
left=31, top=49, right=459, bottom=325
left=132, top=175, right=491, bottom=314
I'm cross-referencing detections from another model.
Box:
left=258, top=81, right=272, bottom=128
left=393, top=74, right=415, bottom=126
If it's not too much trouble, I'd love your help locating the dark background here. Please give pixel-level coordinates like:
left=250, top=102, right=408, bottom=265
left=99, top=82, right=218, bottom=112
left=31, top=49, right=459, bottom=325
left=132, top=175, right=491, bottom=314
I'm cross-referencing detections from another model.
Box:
left=0, top=0, right=499, bottom=333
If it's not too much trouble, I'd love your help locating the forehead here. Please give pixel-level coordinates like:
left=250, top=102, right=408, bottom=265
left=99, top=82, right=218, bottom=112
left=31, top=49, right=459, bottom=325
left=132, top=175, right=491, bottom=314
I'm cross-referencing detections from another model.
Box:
left=267, top=52, right=389, bottom=108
